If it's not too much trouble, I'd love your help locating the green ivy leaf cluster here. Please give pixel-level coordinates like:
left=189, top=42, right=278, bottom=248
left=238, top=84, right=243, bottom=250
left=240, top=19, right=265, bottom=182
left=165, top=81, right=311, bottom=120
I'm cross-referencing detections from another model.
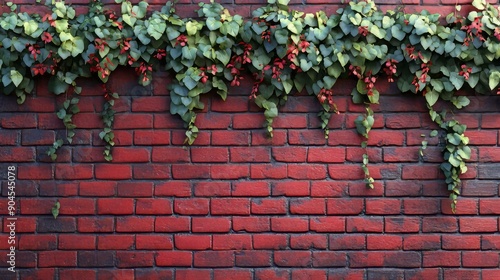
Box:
left=2, top=0, right=500, bottom=210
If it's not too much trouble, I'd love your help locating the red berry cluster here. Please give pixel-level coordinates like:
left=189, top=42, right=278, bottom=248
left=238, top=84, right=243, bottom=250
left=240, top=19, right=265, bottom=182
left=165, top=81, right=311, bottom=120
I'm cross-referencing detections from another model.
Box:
left=363, top=71, right=377, bottom=96
left=318, top=88, right=334, bottom=105
left=199, top=65, right=218, bottom=84
left=411, top=62, right=431, bottom=92
left=358, top=26, right=369, bottom=37
left=175, top=34, right=188, bottom=46
left=227, top=42, right=252, bottom=87
left=87, top=54, right=113, bottom=80
left=459, top=64, right=472, bottom=80
left=462, top=17, right=485, bottom=46
left=135, top=62, right=152, bottom=83
left=383, top=59, right=398, bottom=83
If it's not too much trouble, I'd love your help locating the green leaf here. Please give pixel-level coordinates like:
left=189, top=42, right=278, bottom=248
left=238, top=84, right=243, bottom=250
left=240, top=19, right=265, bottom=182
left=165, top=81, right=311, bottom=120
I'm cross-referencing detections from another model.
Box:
left=425, top=89, right=439, bottom=106
left=488, top=71, right=500, bottom=90
left=206, top=17, right=222, bottom=31
left=274, top=29, right=289, bottom=44
left=430, top=130, right=438, bottom=137
left=52, top=201, right=60, bottom=219
left=10, top=70, right=23, bottom=87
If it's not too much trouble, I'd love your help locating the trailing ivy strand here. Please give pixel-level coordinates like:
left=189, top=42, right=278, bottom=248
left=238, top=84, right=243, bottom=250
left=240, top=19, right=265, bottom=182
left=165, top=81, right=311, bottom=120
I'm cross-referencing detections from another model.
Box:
left=2, top=0, right=500, bottom=210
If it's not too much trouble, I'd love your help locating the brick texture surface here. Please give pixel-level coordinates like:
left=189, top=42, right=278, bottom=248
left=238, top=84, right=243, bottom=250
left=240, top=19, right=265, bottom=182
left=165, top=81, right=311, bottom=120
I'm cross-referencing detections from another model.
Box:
left=2, top=0, right=500, bottom=277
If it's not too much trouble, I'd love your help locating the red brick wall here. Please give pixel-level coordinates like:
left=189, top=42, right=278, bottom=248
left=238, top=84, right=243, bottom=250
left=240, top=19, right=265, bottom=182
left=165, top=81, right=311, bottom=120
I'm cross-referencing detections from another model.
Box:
left=1, top=1, right=500, bottom=280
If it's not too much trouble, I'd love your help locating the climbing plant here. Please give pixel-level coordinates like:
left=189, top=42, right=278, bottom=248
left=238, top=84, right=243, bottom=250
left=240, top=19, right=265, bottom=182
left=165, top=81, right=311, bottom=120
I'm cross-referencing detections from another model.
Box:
left=2, top=0, right=500, bottom=210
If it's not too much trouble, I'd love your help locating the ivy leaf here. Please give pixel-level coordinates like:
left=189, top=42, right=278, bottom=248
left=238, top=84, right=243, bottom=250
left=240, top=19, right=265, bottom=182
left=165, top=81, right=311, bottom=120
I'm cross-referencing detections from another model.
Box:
left=123, top=14, right=137, bottom=27
left=488, top=71, right=500, bottom=90
left=52, top=201, right=60, bottom=219
left=452, top=96, right=470, bottom=109
left=430, top=130, right=438, bottom=137
left=449, top=72, right=464, bottom=90
left=274, top=29, right=289, bottom=44
left=425, top=89, right=439, bottom=106
left=10, top=70, right=23, bottom=87
left=206, top=17, right=222, bottom=31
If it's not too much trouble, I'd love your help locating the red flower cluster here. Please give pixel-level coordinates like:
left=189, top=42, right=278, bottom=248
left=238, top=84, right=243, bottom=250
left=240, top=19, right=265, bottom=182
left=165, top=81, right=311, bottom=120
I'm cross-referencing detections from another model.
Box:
left=154, top=49, right=166, bottom=60
left=175, top=35, right=187, bottom=46
left=462, top=17, right=485, bottom=46
left=383, top=59, right=398, bottom=82
left=261, top=30, right=271, bottom=42
left=199, top=65, right=218, bottom=84
left=135, top=62, right=152, bottom=83
left=87, top=54, right=113, bottom=80
left=27, top=44, right=40, bottom=60
left=459, top=64, right=472, bottom=80
left=94, top=38, right=108, bottom=53
left=411, top=62, right=431, bottom=92
left=363, top=71, right=377, bottom=96
left=227, top=42, right=252, bottom=87
left=358, top=26, right=369, bottom=37
left=41, top=32, right=52, bottom=44
left=120, top=38, right=131, bottom=54
left=318, top=88, right=334, bottom=106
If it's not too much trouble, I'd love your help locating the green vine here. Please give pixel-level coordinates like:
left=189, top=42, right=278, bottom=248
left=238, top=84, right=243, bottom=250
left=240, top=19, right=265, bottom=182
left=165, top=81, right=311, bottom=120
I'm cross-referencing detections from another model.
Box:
left=2, top=0, right=500, bottom=209
left=355, top=107, right=375, bottom=189
left=100, top=87, right=118, bottom=161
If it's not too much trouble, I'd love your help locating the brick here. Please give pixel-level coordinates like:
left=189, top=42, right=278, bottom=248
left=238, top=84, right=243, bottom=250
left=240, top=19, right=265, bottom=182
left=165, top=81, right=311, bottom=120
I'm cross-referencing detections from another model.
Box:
left=349, top=181, right=385, bottom=197
left=213, top=234, right=252, bottom=250
left=307, top=147, right=345, bottom=163
left=383, top=147, right=420, bottom=162
left=54, top=164, right=93, bottom=180
left=444, top=270, right=480, bottom=280
left=329, top=234, right=365, bottom=250
left=385, top=114, right=421, bottom=128
left=311, top=181, right=347, bottom=197
left=111, top=147, right=150, bottom=163
left=482, top=270, right=500, bottom=279
left=97, top=235, right=134, bottom=250
left=132, top=96, right=168, bottom=111
left=117, top=182, right=153, bottom=197
left=385, top=217, right=421, bottom=233
left=290, top=234, right=327, bottom=249
left=442, top=235, right=480, bottom=250
left=20, top=198, right=61, bottom=215
left=174, top=198, right=209, bottom=215
left=155, top=217, right=190, bottom=232
left=95, top=164, right=131, bottom=180
left=156, top=251, right=192, bottom=267
left=211, top=165, right=249, bottom=179
left=365, top=199, right=401, bottom=215
left=367, top=130, right=405, bottom=146
left=478, top=164, right=500, bottom=179
left=212, top=96, right=249, bottom=112
left=232, top=181, right=270, bottom=196
left=403, top=199, right=440, bottom=214
left=192, top=217, right=231, bottom=233
left=136, top=198, right=172, bottom=215
left=97, top=198, right=134, bottom=215
left=172, top=164, right=210, bottom=179
left=114, top=114, right=153, bottom=129
left=135, top=269, right=173, bottom=280
left=253, top=234, right=288, bottom=249
left=250, top=164, right=287, bottom=179
left=37, top=217, right=76, bottom=233
left=18, top=268, right=55, bottom=280
left=347, top=217, right=383, bottom=233
left=136, top=235, right=173, bottom=250
left=255, top=269, right=290, bottom=280
left=367, top=235, right=402, bottom=250
left=21, top=130, right=54, bottom=145
left=0, top=130, right=17, bottom=145
left=441, top=199, right=478, bottom=215
left=233, top=217, right=270, bottom=232
left=57, top=234, right=95, bottom=250
left=404, top=269, right=441, bottom=280
left=289, top=198, right=325, bottom=214
left=19, top=234, right=57, bottom=250
left=272, top=181, right=310, bottom=196
left=1, top=114, right=36, bottom=128
left=194, top=251, right=234, bottom=267
left=310, top=217, right=345, bottom=233
left=155, top=181, right=191, bottom=197
left=272, top=147, right=307, bottom=162
left=97, top=269, right=135, bottom=280
left=38, top=251, right=77, bottom=267
left=385, top=181, right=422, bottom=196
left=312, top=251, right=346, bottom=267
left=402, top=165, right=439, bottom=179
left=423, top=251, right=461, bottom=267
left=214, top=269, right=253, bottom=280
left=79, top=182, right=116, bottom=196
left=212, top=131, right=250, bottom=145
left=460, top=217, right=498, bottom=232
left=18, top=165, right=53, bottom=180
left=288, top=164, right=326, bottom=180
left=327, top=198, right=364, bottom=215
left=274, top=251, right=311, bottom=267
left=462, top=251, right=500, bottom=268
left=176, top=270, right=211, bottom=280
left=403, top=235, right=441, bottom=250
left=190, top=147, right=228, bottom=163
left=252, top=130, right=288, bottom=146
left=292, top=269, right=327, bottom=280
left=174, top=235, right=211, bottom=250
left=230, top=147, right=270, bottom=162
left=0, top=147, right=35, bottom=162
left=134, top=130, right=170, bottom=145
left=362, top=252, right=420, bottom=268
left=116, top=217, right=154, bottom=232
left=467, top=130, right=498, bottom=145
left=133, top=164, right=171, bottom=179
left=56, top=198, right=95, bottom=215
left=461, top=180, right=498, bottom=197
left=271, top=217, right=309, bottom=232
left=288, top=130, right=327, bottom=145
left=77, top=217, right=114, bottom=233
left=480, top=198, right=500, bottom=214
left=273, top=114, right=308, bottom=128
left=152, top=147, right=189, bottom=163
left=212, top=198, right=250, bottom=215
left=328, top=165, right=364, bottom=180
left=422, top=217, right=458, bottom=233
left=59, top=269, right=96, bottom=280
